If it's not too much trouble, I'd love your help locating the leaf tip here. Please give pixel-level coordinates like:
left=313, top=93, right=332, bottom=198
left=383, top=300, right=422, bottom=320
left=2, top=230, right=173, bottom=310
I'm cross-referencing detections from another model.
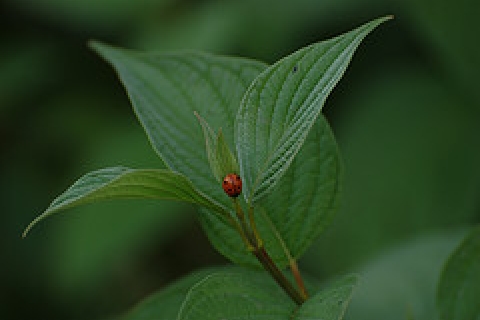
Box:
left=377, top=15, right=394, bottom=25
left=87, top=40, right=105, bottom=54
left=87, top=41, right=122, bottom=62
left=22, top=215, right=41, bottom=238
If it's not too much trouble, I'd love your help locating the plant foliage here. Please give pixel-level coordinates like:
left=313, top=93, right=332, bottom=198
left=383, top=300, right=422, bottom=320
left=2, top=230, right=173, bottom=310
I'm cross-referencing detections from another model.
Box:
left=24, top=16, right=392, bottom=319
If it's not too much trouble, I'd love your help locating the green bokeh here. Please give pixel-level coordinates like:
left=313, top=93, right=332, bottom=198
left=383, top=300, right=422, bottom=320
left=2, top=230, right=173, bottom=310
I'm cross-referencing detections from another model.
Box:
left=1, top=0, right=478, bottom=319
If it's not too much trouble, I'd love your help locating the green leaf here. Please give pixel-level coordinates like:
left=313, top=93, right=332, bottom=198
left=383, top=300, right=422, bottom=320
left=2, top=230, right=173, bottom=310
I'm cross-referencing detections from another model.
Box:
left=89, top=45, right=264, bottom=261
left=89, top=44, right=343, bottom=266
left=215, top=129, right=239, bottom=178
left=45, top=125, right=190, bottom=296
left=256, top=116, right=342, bottom=263
left=437, top=226, right=480, bottom=320
left=177, top=268, right=296, bottom=320
left=91, top=42, right=264, bottom=209
left=23, top=167, right=225, bottom=237
left=236, top=16, right=391, bottom=203
left=123, top=268, right=218, bottom=320
left=195, top=116, right=342, bottom=267
left=194, top=111, right=223, bottom=182
left=195, top=112, right=239, bottom=182
left=177, top=268, right=357, bottom=320
left=294, top=275, right=358, bottom=320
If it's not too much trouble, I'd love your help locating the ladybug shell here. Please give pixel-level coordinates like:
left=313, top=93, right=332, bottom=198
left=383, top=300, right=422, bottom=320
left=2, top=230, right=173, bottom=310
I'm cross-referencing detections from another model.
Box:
left=222, top=174, right=242, bottom=198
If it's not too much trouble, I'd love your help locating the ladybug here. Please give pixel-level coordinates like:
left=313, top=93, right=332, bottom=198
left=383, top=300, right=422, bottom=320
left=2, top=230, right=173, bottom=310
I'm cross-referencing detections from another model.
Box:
left=222, top=173, right=242, bottom=198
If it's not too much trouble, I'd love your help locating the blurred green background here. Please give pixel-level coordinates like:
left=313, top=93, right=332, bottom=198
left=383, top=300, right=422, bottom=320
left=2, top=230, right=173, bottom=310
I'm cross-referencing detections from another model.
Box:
left=1, top=0, right=479, bottom=319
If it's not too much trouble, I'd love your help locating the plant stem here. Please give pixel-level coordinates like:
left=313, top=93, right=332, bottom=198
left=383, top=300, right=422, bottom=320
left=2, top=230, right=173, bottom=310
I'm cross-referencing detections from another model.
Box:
left=232, top=199, right=257, bottom=247
left=252, top=246, right=305, bottom=305
left=257, top=207, right=309, bottom=300
left=290, top=259, right=308, bottom=300
left=231, top=199, right=306, bottom=305
left=230, top=215, right=254, bottom=251
left=248, top=205, right=263, bottom=248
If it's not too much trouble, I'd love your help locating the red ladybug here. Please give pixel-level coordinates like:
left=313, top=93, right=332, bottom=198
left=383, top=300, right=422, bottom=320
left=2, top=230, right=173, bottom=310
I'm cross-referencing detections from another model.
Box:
left=222, top=173, right=242, bottom=198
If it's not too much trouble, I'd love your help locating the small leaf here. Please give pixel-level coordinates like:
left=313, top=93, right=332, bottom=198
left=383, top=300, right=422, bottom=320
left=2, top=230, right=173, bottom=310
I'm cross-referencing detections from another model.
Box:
left=236, top=16, right=391, bottom=203
left=195, top=112, right=239, bottom=182
left=215, top=129, right=239, bottom=177
left=23, top=167, right=226, bottom=237
left=177, top=268, right=296, bottom=320
left=294, top=275, right=358, bottom=320
left=437, top=226, right=480, bottom=320
left=195, top=111, right=223, bottom=182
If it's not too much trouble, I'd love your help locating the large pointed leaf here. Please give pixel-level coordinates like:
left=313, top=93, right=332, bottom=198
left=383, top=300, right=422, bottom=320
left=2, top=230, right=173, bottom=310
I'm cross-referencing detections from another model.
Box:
left=236, top=16, right=391, bottom=203
left=437, top=226, right=480, bottom=320
left=89, top=46, right=265, bottom=264
left=23, top=167, right=224, bottom=237
left=91, top=43, right=265, bottom=212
